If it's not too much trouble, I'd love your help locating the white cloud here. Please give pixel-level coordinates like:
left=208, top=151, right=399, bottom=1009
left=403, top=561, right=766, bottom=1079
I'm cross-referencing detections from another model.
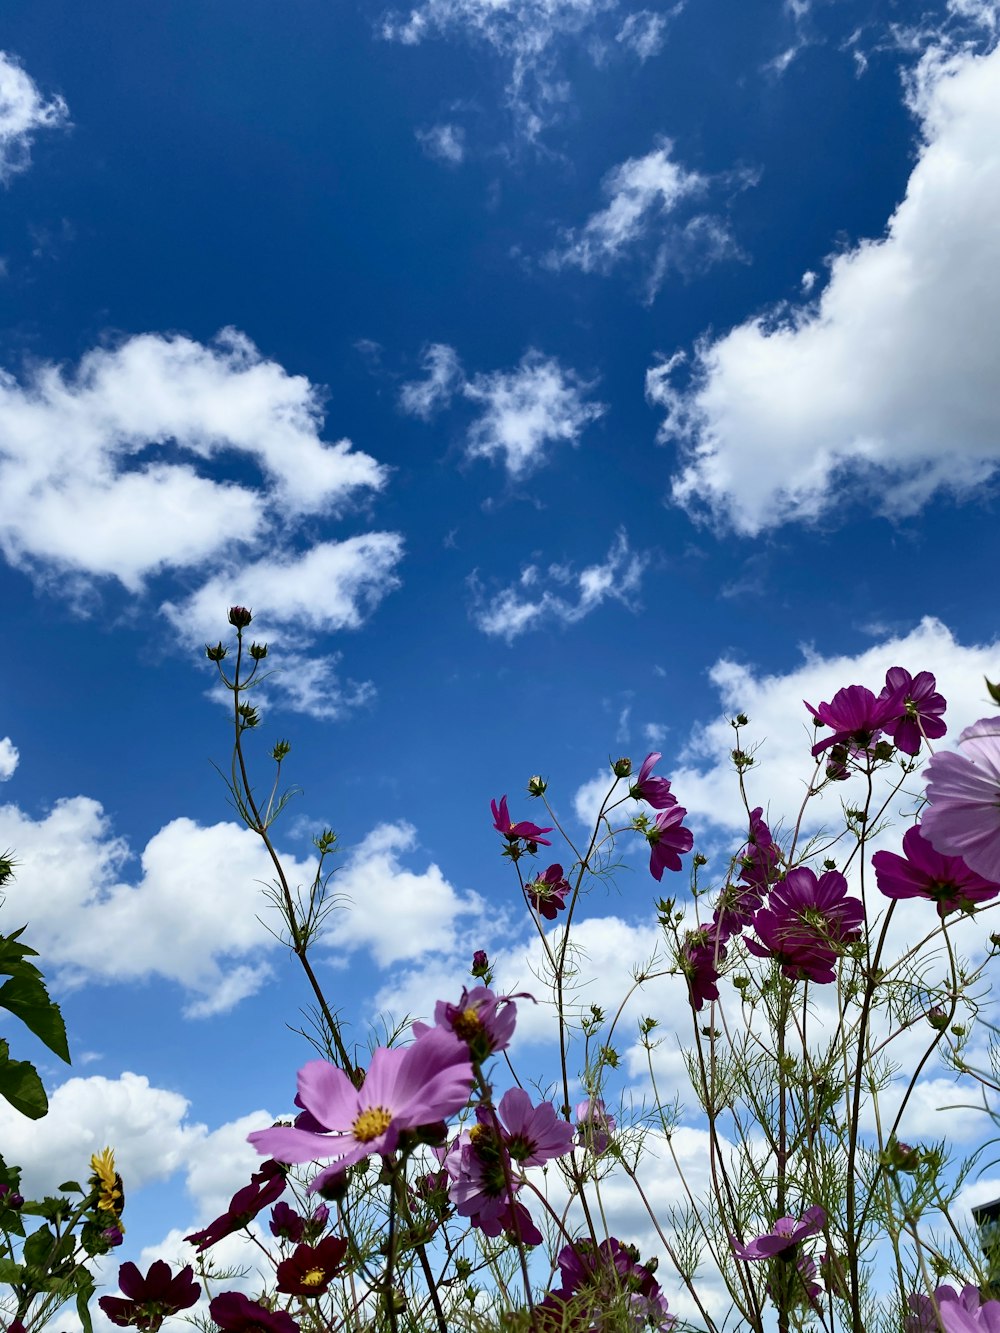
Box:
left=472, top=528, right=647, bottom=641
left=416, top=122, right=466, bottom=163
left=330, top=821, right=487, bottom=967
left=0, top=736, right=18, bottom=780
left=0, top=51, right=69, bottom=183
left=615, top=10, right=671, bottom=60
left=399, top=342, right=464, bottom=419
left=0, top=796, right=318, bottom=1013
left=401, top=344, right=605, bottom=476
left=0, top=328, right=387, bottom=591
left=650, top=41, right=1000, bottom=534
left=464, top=349, right=605, bottom=475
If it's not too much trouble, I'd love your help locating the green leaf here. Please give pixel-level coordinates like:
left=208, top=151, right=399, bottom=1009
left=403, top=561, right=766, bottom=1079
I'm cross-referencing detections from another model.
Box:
left=0, top=1041, right=47, bottom=1118
left=0, top=927, right=43, bottom=980
left=0, top=974, right=70, bottom=1062
left=76, top=1269, right=95, bottom=1333
left=0, top=1256, right=20, bottom=1283
left=22, top=1224, right=57, bottom=1267
left=58, top=1180, right=83, bottom=1193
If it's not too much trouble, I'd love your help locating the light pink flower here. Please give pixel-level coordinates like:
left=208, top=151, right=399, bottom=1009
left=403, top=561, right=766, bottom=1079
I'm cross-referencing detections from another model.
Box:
left=922, top=717, right=1000, bottom=883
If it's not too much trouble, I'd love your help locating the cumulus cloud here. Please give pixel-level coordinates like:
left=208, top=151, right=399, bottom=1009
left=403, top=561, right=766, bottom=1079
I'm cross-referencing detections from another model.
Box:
left=416, top=122, right=466, bottom=164
left=0, top=328, right=387, bottom=591
left=400, top=344, right=605, bottom=476
left=471, top=528, right=647, bottom=641
left=650, top=41, right=1000, bottom=534
left=0, top=736, right=18, bottom=780
left=0, top=51, right=69, bottom=183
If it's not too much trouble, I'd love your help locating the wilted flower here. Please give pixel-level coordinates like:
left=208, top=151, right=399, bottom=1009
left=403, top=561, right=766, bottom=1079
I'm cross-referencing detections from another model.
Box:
left=99, top=1261, right=200, bottom=1332
left=873, top=826, right=1000, bottom=915
left=247, top=1028, right=473, bottom=1191
left=922, top=716, right=1000, bottom=883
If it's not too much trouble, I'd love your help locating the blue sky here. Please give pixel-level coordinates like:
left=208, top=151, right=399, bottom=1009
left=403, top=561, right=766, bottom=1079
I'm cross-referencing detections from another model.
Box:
left=2, top=0, right=1000, bottom=1320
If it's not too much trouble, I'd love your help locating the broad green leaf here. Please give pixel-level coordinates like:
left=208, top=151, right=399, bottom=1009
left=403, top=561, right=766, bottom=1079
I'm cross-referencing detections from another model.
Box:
left=76, top=1270, right=95, bottom=1333
left=0, top=927, right=43, bottom=979
left=0, top=1041, right=48, bottom=1119
left=0, top=1257, right=20, bottom=1283
left=0, top=974, right=70, bottom=1062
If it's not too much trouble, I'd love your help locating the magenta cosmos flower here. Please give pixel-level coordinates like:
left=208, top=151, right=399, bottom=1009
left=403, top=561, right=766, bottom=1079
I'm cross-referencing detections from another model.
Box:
left=681, top=923, right=727, bottom=1011
left=629, top=752, right=676, bottom=809
left=484, top=1087, right=574, bottom=1166
left=412, top=985, right=520, bottom=1065
left=746, top=869, right=863, bottom=984
left=646, top=804, right=694, bottom=880
left=731, top=1205, right=826, bottom=1261
left=526, top=864, right=571, bottom=919
left=906, top=1284, right=1000, bottom=1332
left=873, top=825, right=1000, bottom=915
left=99, top=1262, right=201, bottom=1332
left=922, top=716, right=1000, bottom=883
left=539, top=1237, right=676, bottom=1332
left=575, top=1098, right=616, bottom=1155
left=491, top=795, right=553, bottom=845
left=210, top=1293, right=299, bottom=1333
left=805, top=685, right=898, bottom=757
left=880, top=667, right=947, bottom=756
left=248, top=1027, right=473, bottom=1190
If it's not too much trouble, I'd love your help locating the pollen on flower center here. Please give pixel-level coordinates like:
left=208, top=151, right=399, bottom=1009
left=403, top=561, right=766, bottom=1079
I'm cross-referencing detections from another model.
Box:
left=353, top=1106, right=392, bottom=1142
left=302, top=1268, right=326, bottom=1288
left=450, top=1007, right=483, bottom=1041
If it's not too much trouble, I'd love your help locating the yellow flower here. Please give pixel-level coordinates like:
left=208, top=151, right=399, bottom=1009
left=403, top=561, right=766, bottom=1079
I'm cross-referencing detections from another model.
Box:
left=89, top=1146, right=125, bottom=1219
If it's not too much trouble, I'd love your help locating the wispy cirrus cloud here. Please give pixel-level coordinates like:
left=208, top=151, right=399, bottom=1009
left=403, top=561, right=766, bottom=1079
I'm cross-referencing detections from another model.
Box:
left=649, top=39, right=1000, bottom=534
left=0, top=51, right=69, bottom=183
left=471, top=528, right=647, bottom=641
left=400, top=344, right=605, bottom=476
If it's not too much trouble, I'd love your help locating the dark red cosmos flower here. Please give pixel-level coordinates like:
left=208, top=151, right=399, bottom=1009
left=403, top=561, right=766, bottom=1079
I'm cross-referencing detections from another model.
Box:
left=269, top=1201, right=306, bottom=1243
left=275, top=1235, right=349, bottom=1296
left=804, top=685, right=898, bottom=757
left=873, top=825, right=1000, bottom=915
left=184, top=1159, right=286, bottom=1250
left=879, top=667, right=947, bottom=756
left=746, top=868, right=863, bottom=984
left=491, top=795, right=553, bottom=846
left=526, top=864, right=571, bottom=919
left=209, top=1292, right=299, bottom=1333
left=629, top=752, right=676, bottom=809
left=98, top=1261, right=200, bottom=1332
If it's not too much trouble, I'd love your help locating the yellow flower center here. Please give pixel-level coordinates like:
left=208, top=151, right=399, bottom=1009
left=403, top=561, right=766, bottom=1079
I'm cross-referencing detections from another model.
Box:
left=353, top=1106, right=392, bottom=1142
left=302, top=1267, right=326, bottom=1288
left=451, top=1007, right=483, bottom=1041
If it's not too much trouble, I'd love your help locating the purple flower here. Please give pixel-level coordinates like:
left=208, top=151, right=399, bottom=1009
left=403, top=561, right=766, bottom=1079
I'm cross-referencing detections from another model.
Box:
left=443, top=1127, right=521, bottom=1229
left=471, top=949, right=489, bottom=978
left=681, top=923, right=727, bottom=1011
left=629, top=753, right=676, bottom=809
left=646, top=804, right=694, bottom=881
left=210, top=1292, right=299, bottom=1333
left=99, top=1261, right=200, bottom=1332
left=575, top=1098, right=616, bottom=1155
left=738, top=807, right=780, bottom=892
left=746, top=870, right=863, bottom=984
left=880, top=667, right=947, bottom=756
left=906, top=1284, right=1000, bottom=1332
left=412, top=985, right=520, bottom=1065
left=873, top=826, right=1000, bottom=915
left=184, top=1159, right=286, bottom=1250
left=486, top=1088, right=574, bottom=1166
left=247, top=1027, right=474, bottom=1191
left=526, top=864, right=572, bottom=920
left=540, top=1237, right=676, bottom=1331
left=731, top=1205, right=826, bottom=1261
left=805, top=685, right=898, bottom=757
left=491, top=795, right=553, bottom=846
left=269, top=1201, right=306, bottom=1243
left=922, top=716, right=1000, bottom=883
left=766, top=1254, right=823, bottom=1311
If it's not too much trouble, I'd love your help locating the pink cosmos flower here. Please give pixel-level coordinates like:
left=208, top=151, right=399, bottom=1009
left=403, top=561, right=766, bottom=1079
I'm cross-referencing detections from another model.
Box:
left=646, top=804, right=694, bottom=880
left=922, top=717, right=1000, bottom=883
left=629, top=753, right=676, bottom=809
left=412, top=985, right=520, bottom=1065
left=526, top=864, right=572, bottom=920
left=681, top=923, right=727, bottom=1011
left=540, top=1237, right=676, bottom=1331
left=805, top=685, right=898, bottom=757
left=873, top=826, right=1000, bottom=915
left=731, top=1205, right=826, bottom=1261
left=247, top=1027, right=473, bottom=1191
left=879, top=667, right=947, bottom=756
left=491, top=795, right=553, bottom=845
left=906, top=1284, right=1000, bottom=1332
left=738, top=807, right=781, bottom=892
left=575, top=1098, right=616, bottom=1155
left=486, top=1087, right=574, bottom=1166
left=746, top=869, right=863, bottom=984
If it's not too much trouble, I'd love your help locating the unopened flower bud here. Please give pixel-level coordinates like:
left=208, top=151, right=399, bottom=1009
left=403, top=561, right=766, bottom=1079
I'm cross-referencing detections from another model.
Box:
left=927, top=1006, right=949, bottom=1031
left=272, top=739, right=291, bottom=761
left=986, top=676, right=1000, bottom=706
left=612, top=757, right=632, bottom=778
left=873, top=740, right=895, bottom=761
left=881, top=1139, right=920, bottom=1173
left=527, top=775, right=547, bottom=797
left=249, top=641, right=268, bottom=660
left=228, top=606, right=252, bottom=628
left=951, top=1024, right=967, bottom=1037
left=205, top=642, right=228, bottom=661
left=101, top=1225, right=124, bottom=1247
left=693, top=852, right=708, bottom=867
left=731, top=713, right=749, bottom=727
left=471, top=949, right=490, bottom=980
left=316, top=1170, right=349, bottom=1201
